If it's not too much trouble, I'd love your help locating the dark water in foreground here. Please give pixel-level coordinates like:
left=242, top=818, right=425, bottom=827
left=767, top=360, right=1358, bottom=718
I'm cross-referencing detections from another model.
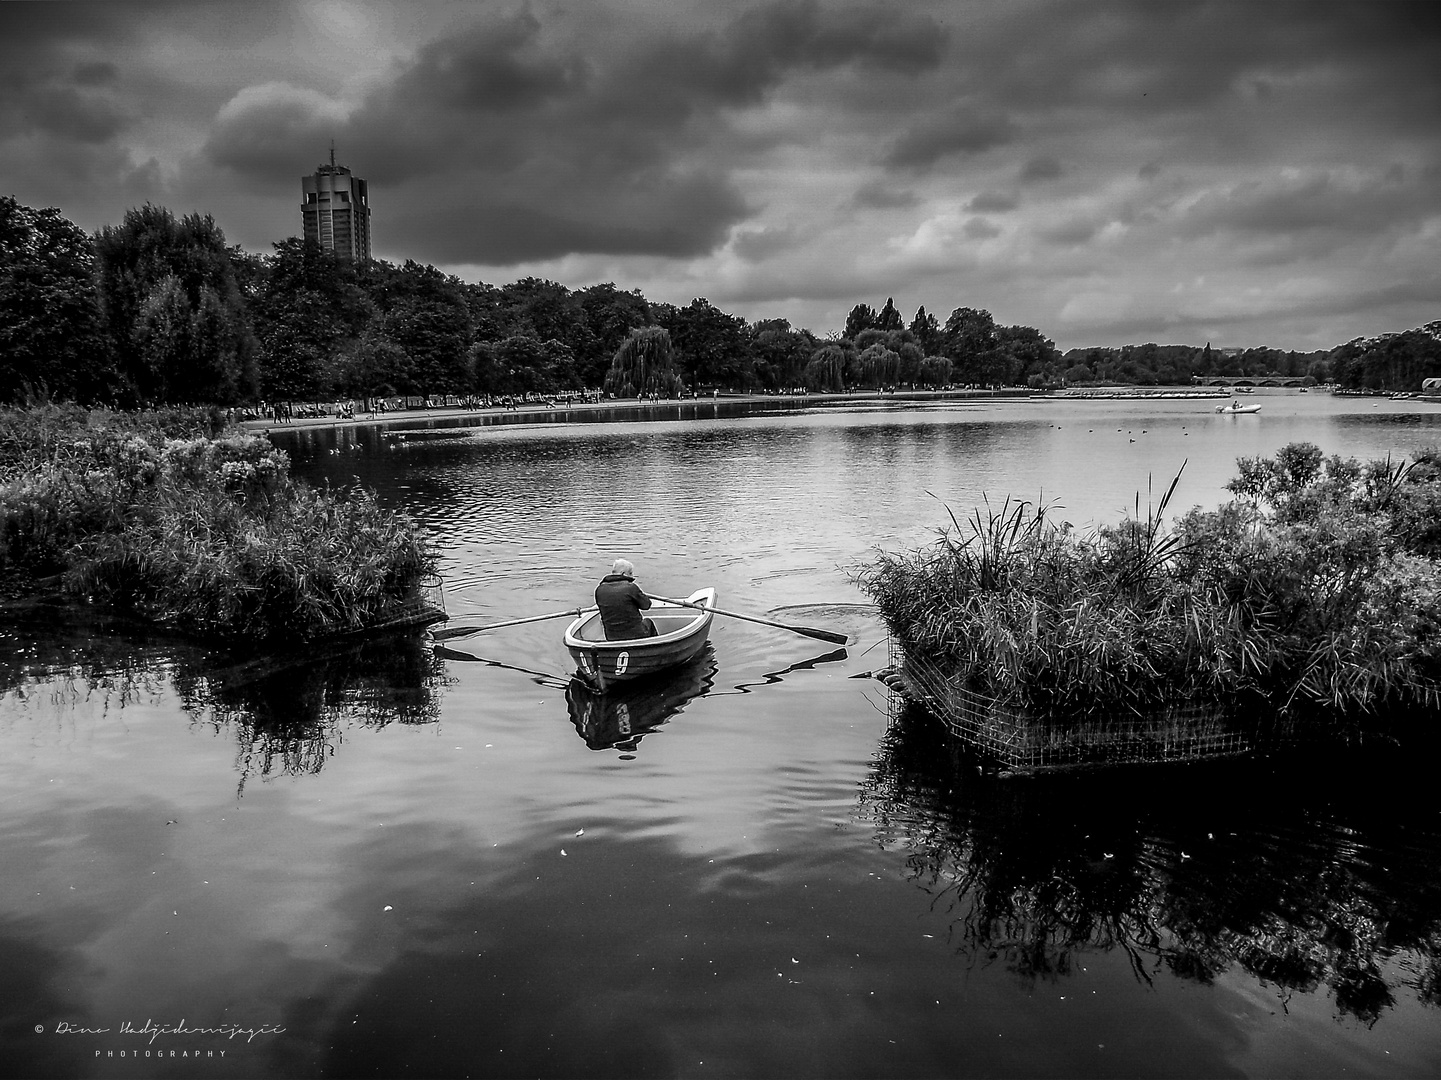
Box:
left=5, top=392, right=1441, bottom=1077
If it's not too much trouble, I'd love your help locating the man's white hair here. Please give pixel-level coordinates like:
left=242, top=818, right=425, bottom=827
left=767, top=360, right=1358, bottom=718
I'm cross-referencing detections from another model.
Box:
left=611, top=558, right=634, bottom=576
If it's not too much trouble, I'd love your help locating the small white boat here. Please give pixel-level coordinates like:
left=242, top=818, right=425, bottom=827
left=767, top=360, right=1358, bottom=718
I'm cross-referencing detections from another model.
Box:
left=564, top=588, right=717, bottom=690
left=1215, top=402, right=1261, bottom=414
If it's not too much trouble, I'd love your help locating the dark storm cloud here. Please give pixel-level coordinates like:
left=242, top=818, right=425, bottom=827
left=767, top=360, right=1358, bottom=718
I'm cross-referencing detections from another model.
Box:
left=1177, top=168, right=1441, bottom=243
left=962, top=217, right=1001, bottom=240
left=73, top=61, right=119, bottom=87
left=3, top=1, right=1439, bottom=348
left=398, top=9, right=583, bottom=112
left=387, top=171, right=749, bottom=263
left=967, top=191, right=1018, bottom=213
left=732, top=224, right=802, bottom=262
left=1018, top=156, right=1063, bottom=183
left=1038, top=219, right=1098, bottom=247
left=0, top=6, right=134, bottom=144
left=615, top=0, right=949, bottom=111
left=852, top=182, right=920, bottom=210
left=201, top=0, right=950, bottom=263
left=885, top=106, right=1017, bottom=169
left=10, top=85, right=130, bottom=143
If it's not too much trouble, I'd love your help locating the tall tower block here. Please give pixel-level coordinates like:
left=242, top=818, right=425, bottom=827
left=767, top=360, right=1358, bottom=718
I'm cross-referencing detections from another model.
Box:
left=301, top=155, right=371, bottom=261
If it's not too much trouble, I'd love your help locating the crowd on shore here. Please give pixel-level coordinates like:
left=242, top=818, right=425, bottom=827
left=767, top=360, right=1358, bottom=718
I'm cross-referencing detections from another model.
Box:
left=236, top=384, right=1034, bottom=430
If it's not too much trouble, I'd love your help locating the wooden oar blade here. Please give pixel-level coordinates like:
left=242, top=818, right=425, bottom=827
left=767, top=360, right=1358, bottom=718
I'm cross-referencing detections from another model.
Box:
left=782, top=623, right=849, bottom=645
left=432, top=625, right=486, bottom=640
left=431, top=606, right=594, bottom=640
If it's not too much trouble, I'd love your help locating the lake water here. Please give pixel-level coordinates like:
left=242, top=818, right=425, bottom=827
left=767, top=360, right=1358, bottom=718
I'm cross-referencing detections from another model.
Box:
left=5, top=390, right=1441, bottom=1078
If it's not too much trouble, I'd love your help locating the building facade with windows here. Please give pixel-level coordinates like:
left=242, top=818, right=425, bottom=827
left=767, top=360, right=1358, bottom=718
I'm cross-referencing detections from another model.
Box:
left=301, top=161, right=371, bottom=261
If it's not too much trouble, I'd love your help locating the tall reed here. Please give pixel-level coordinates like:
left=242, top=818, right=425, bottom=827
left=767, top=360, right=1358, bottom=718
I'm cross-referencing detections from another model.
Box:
left=858, top=446, right=1441, bottom=725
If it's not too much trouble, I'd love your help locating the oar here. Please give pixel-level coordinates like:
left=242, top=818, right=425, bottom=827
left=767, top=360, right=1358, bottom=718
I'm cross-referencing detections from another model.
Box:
left=432, top=606, right=596, bottom=641
left=652, top=595, right=848, bottom=645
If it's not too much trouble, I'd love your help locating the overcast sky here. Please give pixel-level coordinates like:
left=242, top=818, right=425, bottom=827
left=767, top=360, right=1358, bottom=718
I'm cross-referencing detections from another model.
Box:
left=3, top=1, right=1438, bottom=350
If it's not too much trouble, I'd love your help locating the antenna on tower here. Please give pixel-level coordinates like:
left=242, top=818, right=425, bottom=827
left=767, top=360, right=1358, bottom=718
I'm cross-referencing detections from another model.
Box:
left=329, top=140, right=336, bottom=168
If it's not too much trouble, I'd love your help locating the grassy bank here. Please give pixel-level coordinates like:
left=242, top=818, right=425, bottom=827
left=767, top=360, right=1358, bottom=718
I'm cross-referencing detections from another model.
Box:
left=0, top=405, right=437, bottom=642
left=857, top=443, right=1441, bottom=731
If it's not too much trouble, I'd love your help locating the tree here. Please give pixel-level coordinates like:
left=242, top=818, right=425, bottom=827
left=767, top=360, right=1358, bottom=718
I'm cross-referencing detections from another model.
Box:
left=659, top=298, right=753, bottom=389
left=1354, top=327, right=1441, bottom=391
left=336, top=333, right=410, bottom=398
left=252, top=237, right=373, bottom=401
left=575, top=283, right=652, bottom=386
left=943, top=307, right=999, bottom=384
left=94, top=204, right=257, bottom=404
left=804, top=344, right=846, bottom=392
left=908, top=306, right=941, bottom=355
left=752, top=320, right=816, bottom=390
left=0, top=197, right=111, bottom=403
left=475, top=335, right=581, bottom=395
left=844, top=303, right=877, bottom=339
left=876, top=297, right=903, bottom=332
left=917, top=355, right=953, bottom=387
left=996, top=324, right=1061, bottom=386
left=360, top=260, right=473, bottom=395
left=604, top=326, right=682, bottom=398
left=896, top=341, right=924, bottom=385
left=857, top=343, right=901, bottom=388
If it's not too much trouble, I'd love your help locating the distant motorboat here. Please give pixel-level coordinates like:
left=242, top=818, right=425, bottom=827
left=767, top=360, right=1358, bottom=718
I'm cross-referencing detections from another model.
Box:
left=1216, top=402, right=1262, bottom=414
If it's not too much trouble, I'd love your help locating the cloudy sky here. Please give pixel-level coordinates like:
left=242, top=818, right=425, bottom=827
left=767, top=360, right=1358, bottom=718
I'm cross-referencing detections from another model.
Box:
left=3, top=1, right=1438, bottom=350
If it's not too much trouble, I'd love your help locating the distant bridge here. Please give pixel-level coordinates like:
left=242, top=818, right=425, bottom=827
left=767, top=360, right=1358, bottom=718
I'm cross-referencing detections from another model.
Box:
left=1195, top=376, right=1313, bottom=387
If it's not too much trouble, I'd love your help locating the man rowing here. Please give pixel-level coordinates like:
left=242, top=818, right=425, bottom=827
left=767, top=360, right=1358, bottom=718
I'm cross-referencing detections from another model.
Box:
left=595, top=558, right=657, bottom=640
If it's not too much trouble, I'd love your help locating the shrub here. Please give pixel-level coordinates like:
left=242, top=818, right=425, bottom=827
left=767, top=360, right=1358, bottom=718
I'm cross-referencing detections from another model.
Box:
left=0, top=406, right=436, bottom=642
left=858, top=444, right=1441, bottom=724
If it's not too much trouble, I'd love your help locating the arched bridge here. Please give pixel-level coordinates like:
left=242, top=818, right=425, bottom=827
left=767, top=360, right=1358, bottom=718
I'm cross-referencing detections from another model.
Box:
left=1194, top=376, right=1313, bottom=387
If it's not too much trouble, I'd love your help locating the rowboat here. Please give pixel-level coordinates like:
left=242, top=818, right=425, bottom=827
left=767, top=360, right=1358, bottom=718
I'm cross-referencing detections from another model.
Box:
left=1215, top=402, right=1261, bottom=414
left=564, top=587, right=717, bottom=690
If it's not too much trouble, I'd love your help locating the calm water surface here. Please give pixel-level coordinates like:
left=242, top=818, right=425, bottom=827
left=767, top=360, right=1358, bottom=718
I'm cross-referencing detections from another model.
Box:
left=5, top=391, right=1441, bottom=1078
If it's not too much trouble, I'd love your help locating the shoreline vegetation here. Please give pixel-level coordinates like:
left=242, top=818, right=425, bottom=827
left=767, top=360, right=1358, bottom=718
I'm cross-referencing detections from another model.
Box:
left=858, top=443, right=1441, bottom=752
left=0, top=405, right=437, bottom=643
left=4, top=196, right=1438, bottom=420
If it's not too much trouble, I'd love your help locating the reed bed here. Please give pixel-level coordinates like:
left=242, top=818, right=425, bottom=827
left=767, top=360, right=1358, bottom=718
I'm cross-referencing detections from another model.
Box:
left=0, top=406, right=437, bottom=642
left=858, top=445, right=1441, bottom=733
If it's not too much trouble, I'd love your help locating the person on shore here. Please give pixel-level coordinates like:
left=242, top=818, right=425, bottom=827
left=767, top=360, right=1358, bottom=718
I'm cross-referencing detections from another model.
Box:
left=595, top=558, right=656, bottom=640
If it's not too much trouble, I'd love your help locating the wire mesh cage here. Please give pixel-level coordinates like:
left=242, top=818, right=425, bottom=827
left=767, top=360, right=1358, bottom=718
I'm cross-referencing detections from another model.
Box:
left=346, top=572, right=448, bottom=637
left=888, top=639, right=1267, bottom=773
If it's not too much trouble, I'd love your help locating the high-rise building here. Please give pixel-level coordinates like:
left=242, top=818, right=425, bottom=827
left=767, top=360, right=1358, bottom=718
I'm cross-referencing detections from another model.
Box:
left=301, top=154, right=371, bottom=261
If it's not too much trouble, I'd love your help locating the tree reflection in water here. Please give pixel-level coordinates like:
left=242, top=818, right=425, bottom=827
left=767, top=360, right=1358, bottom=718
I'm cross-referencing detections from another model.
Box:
left=176, top=633, right=450, bottom=790
left=859, top=702, right=1441, bottom=1026
left=0, top=606, right=176, bottom=709
left=0, top=607, right=450, bottom=791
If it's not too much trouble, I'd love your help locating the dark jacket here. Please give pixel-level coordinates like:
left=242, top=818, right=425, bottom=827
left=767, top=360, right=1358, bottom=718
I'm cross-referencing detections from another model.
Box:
left=595, top=573, right=653, bottom=640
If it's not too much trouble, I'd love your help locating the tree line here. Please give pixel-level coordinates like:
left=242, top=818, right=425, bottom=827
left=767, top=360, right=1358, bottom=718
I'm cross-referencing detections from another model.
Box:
left=1, top=194, right=1437, bottom=406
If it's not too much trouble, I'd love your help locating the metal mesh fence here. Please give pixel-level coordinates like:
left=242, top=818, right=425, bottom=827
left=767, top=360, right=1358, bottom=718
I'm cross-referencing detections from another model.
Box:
left=344, top=573, right=447, bottom=637
left=889, top=640, right=1264, bottom=773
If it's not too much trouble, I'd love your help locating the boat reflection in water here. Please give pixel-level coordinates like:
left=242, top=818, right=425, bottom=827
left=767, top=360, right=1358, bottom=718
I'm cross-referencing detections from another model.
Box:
left=565, top=645, right=717, bottom=753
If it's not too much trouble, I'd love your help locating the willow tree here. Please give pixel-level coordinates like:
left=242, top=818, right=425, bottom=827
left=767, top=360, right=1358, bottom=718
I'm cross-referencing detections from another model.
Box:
left=804, top=344, right=846, bottom=392
left=604, top=326, right=682, bottom=397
